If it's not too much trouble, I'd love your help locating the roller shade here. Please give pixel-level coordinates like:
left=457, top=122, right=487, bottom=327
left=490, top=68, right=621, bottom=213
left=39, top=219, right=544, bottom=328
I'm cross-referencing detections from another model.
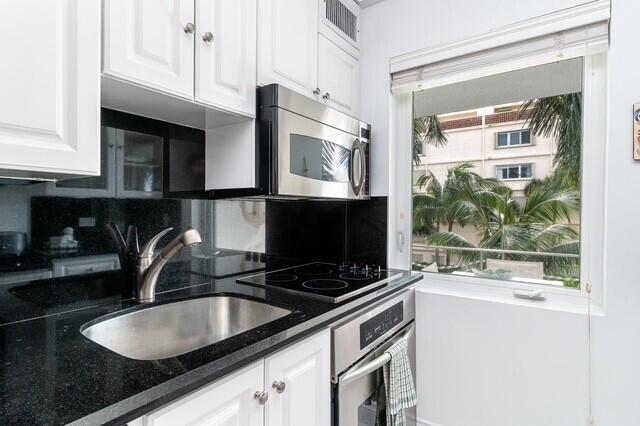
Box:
left=413, top=57, right=583, bottom=118
left=390, top=1, right=609, bottom=93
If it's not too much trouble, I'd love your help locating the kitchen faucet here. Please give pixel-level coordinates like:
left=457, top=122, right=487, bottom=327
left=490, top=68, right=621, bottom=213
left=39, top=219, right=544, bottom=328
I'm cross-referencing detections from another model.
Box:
left=107, top=224, right=202, bottom=303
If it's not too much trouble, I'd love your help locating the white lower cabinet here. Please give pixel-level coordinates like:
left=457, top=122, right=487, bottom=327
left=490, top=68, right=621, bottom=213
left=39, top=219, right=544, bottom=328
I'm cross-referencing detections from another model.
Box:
left=145, top=361, right=264, bottom=426
left=129, top=330, right=330, bottom=426
left=264, top=329, right=331, bottom=426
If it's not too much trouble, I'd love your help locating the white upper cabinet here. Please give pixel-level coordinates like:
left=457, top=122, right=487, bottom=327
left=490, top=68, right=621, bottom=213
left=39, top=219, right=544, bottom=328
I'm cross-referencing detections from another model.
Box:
left=318, top=34, right=360, bottom=116
left=264, top=330, right=331, bottom=426
left=258, top=0, right=319, bottom=98
left=0, top=0, right=100, bottom=180
left=103, top=0, right=195, bottom=98
left=196, top=0, right=257, bottom=116
left=257, top=0, right=360, bottom=116
left=319, top=0, right=361, bottom=57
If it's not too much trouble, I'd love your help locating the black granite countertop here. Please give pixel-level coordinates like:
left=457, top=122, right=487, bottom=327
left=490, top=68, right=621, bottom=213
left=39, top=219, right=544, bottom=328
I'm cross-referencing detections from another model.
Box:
left=0, top=264, right=421, bottom=425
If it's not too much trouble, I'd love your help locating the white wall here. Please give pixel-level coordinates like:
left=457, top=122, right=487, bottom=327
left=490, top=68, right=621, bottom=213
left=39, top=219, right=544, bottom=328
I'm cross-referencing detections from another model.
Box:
left=416, top=291, right=589, bottom=426
left=591, top=1, right=640, bottom=423
left=362, top=0, right=640, bottom=425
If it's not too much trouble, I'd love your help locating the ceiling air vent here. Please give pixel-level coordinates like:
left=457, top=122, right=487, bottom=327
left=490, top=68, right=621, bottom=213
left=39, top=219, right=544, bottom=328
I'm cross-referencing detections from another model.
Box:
left=325, top=0, right=358, bottom=43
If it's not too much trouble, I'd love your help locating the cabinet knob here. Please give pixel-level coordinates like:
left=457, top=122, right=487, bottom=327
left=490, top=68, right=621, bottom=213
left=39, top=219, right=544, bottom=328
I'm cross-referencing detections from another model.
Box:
left=272, top=380, right=286, bottom=393
left=184, top=22, right=195, bottom=34
left=202, top=32, right=214, bottom=43
left=322, top=92, right=331, bottom=100
left=254, top=391, right=269, bottom=405
left=312, top=88, right=321, bottom=96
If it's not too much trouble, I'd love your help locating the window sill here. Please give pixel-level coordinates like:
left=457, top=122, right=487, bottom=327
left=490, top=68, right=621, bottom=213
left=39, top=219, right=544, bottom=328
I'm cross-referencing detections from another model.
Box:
left=495, top=143, right=534, bottom=149
left=414, top=271, right=604, bottom=316
left=496, top=177, right=533, bottom=182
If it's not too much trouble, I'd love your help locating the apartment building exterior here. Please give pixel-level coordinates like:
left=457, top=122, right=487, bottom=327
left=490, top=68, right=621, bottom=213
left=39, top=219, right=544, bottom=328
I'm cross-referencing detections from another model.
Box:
left=412, top=104, right=560, bottom=265
left=413, top=105, right=557, bottom=197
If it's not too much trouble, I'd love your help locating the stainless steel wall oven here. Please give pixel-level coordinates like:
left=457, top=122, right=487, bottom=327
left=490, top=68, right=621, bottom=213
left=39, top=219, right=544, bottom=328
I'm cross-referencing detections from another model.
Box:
left=331, top=288, right=416, bottom=425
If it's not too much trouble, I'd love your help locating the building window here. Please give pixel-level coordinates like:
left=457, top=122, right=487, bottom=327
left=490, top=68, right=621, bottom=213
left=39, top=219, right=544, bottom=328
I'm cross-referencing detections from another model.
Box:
left=496, top=163, right=533, bottom=180
left=496, top=130, right=531, bottom=148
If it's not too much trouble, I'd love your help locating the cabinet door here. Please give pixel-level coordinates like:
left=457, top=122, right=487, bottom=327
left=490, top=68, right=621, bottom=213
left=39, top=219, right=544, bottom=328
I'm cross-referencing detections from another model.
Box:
left=103, top=0, right=195, bottom=98
left=196, top=0, right=257, bottom=117
left=265, top=329, right=331, bottom=426
left=257, top=0, right=318, bottom=98
left=317, top=35, right=360, bottom=116
left=48, top=126, right=118, bottom=198
left=116, top=128, right=165, bottom=198
left=0, top=0, right=100, bottom=180
left=144, top=361, right=265, bottom=426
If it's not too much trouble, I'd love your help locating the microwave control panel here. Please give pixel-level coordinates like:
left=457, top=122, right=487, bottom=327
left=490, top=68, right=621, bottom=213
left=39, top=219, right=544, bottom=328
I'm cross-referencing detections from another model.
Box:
left=360, top=302, right=404, bottom=349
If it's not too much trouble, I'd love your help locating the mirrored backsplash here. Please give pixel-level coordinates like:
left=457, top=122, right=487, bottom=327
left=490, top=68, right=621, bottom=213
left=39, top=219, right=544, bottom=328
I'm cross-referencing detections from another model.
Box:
left=0, top=109, right=388, bottom=325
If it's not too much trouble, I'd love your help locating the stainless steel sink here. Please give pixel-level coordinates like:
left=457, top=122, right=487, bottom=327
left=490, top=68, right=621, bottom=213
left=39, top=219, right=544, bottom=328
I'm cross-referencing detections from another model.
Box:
left=81, top=296, right=292, bottom=360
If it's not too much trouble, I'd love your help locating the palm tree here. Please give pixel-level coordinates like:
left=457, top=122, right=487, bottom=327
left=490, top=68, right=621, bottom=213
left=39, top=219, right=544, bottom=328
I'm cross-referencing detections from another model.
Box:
left=413, top=162, right=487, bottom=265
left=520, top=93, right=582, bottom=186
left=426, top=173, right=580, bottom=275
left=413, top=115, right=448, bottom=166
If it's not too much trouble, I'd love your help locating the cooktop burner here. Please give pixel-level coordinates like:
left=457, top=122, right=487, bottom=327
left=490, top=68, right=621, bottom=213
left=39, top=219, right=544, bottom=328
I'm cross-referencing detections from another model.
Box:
left=236, top=262, right=398, bottom=303
left=302, top=279, right=349, bottom=290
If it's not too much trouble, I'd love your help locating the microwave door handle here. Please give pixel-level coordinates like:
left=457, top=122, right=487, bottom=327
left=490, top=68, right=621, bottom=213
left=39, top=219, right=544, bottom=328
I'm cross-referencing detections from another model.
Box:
left=350, top=140, right=359, bottom=195
left=350, top=140, right=365, bottom=196
left=339, top=324, right=414, bottom=385
left=358, top=141, right=366, bottom=194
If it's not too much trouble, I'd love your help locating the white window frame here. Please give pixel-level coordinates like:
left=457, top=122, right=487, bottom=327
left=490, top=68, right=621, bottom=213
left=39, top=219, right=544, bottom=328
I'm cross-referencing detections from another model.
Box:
left=496, top=129, right=532, bottom=148
left=387, top=3, right=609, bottom=314
left=496, top=163, right=534, bottom=181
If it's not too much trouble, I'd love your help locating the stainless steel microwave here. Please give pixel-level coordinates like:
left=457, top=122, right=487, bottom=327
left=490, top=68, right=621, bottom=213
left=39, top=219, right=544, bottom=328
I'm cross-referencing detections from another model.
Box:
left=256, top=84, right=370, bottom=200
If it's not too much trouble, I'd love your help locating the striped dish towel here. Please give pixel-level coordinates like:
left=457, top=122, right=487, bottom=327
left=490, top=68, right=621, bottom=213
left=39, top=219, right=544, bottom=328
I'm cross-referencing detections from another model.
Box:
left=382, top=337, right=417, bottom=426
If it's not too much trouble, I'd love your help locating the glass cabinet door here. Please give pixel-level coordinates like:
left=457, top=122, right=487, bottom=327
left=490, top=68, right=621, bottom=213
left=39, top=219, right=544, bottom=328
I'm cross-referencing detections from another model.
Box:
left=116, top=129, right=164, bottom=197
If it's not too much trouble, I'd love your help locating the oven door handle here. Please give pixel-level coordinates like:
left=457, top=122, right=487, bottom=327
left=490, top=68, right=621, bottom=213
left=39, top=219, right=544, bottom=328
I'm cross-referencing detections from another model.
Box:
left=339, top=323, right=414, bottom=386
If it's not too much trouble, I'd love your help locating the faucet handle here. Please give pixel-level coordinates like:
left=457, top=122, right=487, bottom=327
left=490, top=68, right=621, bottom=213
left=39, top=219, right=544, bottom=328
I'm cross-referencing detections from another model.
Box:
left=139, top=228, right=173, bottom=259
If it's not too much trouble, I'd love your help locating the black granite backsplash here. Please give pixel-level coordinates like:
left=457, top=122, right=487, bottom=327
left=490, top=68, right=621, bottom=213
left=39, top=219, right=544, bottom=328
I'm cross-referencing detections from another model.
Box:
left=265, top=197, right=387, bottom=267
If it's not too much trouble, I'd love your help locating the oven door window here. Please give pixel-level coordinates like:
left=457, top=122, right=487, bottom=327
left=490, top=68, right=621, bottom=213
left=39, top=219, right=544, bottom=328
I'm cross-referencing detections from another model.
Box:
left=290, top=134, right=350, bottom=183
left=357, top=370, right=386, bottom=425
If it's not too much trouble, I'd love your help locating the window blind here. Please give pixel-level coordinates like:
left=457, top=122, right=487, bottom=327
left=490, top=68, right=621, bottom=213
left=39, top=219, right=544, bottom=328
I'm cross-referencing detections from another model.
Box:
left=390, top=1, right=610, bottom=93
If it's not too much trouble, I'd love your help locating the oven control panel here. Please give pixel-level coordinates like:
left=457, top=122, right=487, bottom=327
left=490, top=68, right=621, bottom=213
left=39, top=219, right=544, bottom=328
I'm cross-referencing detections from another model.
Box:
left=360, top=302, right=403, bottom=349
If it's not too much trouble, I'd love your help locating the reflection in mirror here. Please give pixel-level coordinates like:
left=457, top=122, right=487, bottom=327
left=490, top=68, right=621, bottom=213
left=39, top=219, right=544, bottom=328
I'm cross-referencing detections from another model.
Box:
left=0, top=109, right=266, bottom=326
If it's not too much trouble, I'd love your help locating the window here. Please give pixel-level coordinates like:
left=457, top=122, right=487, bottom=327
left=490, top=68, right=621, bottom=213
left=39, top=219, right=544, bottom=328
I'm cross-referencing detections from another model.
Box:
left=496, top=130, right=531, bottom=148
left=496, top=163, right=533, bottom=180
left=410, top=58, right=584, bottom=291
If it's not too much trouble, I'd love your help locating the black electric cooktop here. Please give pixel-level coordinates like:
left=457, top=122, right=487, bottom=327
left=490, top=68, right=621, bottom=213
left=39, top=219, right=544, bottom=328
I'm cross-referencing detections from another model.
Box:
left=236, top=262, right=400, bottom=303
